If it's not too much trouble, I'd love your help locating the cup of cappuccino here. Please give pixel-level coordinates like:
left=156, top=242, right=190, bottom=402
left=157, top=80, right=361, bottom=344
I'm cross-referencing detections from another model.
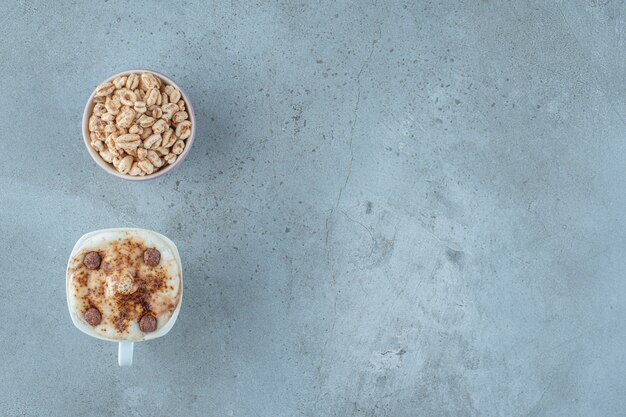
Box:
left=66, top=228, right=183, bottom=366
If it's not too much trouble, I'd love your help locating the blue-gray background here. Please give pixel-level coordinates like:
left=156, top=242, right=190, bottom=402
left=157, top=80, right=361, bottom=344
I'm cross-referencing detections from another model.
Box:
left=0, top=1, right=624, bottom=416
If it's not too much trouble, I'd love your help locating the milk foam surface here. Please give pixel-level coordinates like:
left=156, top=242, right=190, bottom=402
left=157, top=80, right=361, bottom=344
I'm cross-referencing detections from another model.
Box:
left=67, top=230, right=181, bottom=341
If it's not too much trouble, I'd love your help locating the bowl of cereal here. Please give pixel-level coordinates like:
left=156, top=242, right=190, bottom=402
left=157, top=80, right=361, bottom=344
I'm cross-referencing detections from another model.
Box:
left=82, top=70, right=195, bottom=180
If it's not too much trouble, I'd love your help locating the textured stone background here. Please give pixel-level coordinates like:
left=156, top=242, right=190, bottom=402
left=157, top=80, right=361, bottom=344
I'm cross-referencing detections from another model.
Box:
left=0, top=0, right=625, bottom=416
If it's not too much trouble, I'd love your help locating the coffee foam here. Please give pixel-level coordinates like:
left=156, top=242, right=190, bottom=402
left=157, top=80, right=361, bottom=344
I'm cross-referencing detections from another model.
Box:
left=67, top=230, right=181, bottom=341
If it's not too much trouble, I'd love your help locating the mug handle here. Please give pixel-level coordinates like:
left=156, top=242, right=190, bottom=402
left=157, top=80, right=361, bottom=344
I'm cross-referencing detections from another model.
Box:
left=118, top=341, right=134, bottom=366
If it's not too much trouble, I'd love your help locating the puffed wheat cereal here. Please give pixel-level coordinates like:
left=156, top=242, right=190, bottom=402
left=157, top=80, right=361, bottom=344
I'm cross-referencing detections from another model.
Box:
left=152, top=119, right=168, bottom=134
left=138, top=159, right=155, bottom=174
left=95, top=82, right=114, bottom=97
left=101, top=112, right=115, bottom=123
left=116, top=107, right=136, bottom=128
left=143, top=133, right=162, bottom=149
left=169, top=89, right=181, bottom=104
left=140, top=127, right=153, bottom=140
left=100, top=149, right=115, bottom=163
left=128, top=162, right=142, bottom=176
left=162, top=103, right=178, bottom=121
left=164, top=154, right=177, bottom=165
left=93, top=140, right=105, bottom=152
left=137, top=147, right=148, bottom=161
left=172, top=140, right=185, bottom=155
left=172, top=111, right=188, bottom=124
left=93, top=103, right=106, bottom=117
left=126, top=73, right=139, bottom=90
left=112, top=76, right=127, bottom=89
left=134, top=101, right=147, bottom=114
left=88, top=72, right=192, bottom=176
left=138, top=114, right=156, bottom=128
left=175, top=121, right=192, bottom=140
left=147, top=150, right=163, bottom=168
left=115, top=134, right=141, bottom=150
left=118, top=155, right=133, bottom=174
left=161, top=128, right=175, bottom=148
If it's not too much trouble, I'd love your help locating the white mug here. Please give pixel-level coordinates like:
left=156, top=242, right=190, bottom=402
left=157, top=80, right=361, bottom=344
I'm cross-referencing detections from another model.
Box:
left=66, top=228, right=183, bottom=366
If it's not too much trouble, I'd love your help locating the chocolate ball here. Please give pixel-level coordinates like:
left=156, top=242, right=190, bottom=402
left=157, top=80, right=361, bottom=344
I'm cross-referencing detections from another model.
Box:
left=84, top=307, right=102, bottom=326
left=139, top=314, right=157, bottom=332
left=83, top=251, right=101, bottom=269
left=143, top=248, right=161, bottom=267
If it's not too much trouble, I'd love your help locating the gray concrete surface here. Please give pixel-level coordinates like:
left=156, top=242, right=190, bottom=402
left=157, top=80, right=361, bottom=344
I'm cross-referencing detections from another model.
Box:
left=0, top=0, right=625, bottom=416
